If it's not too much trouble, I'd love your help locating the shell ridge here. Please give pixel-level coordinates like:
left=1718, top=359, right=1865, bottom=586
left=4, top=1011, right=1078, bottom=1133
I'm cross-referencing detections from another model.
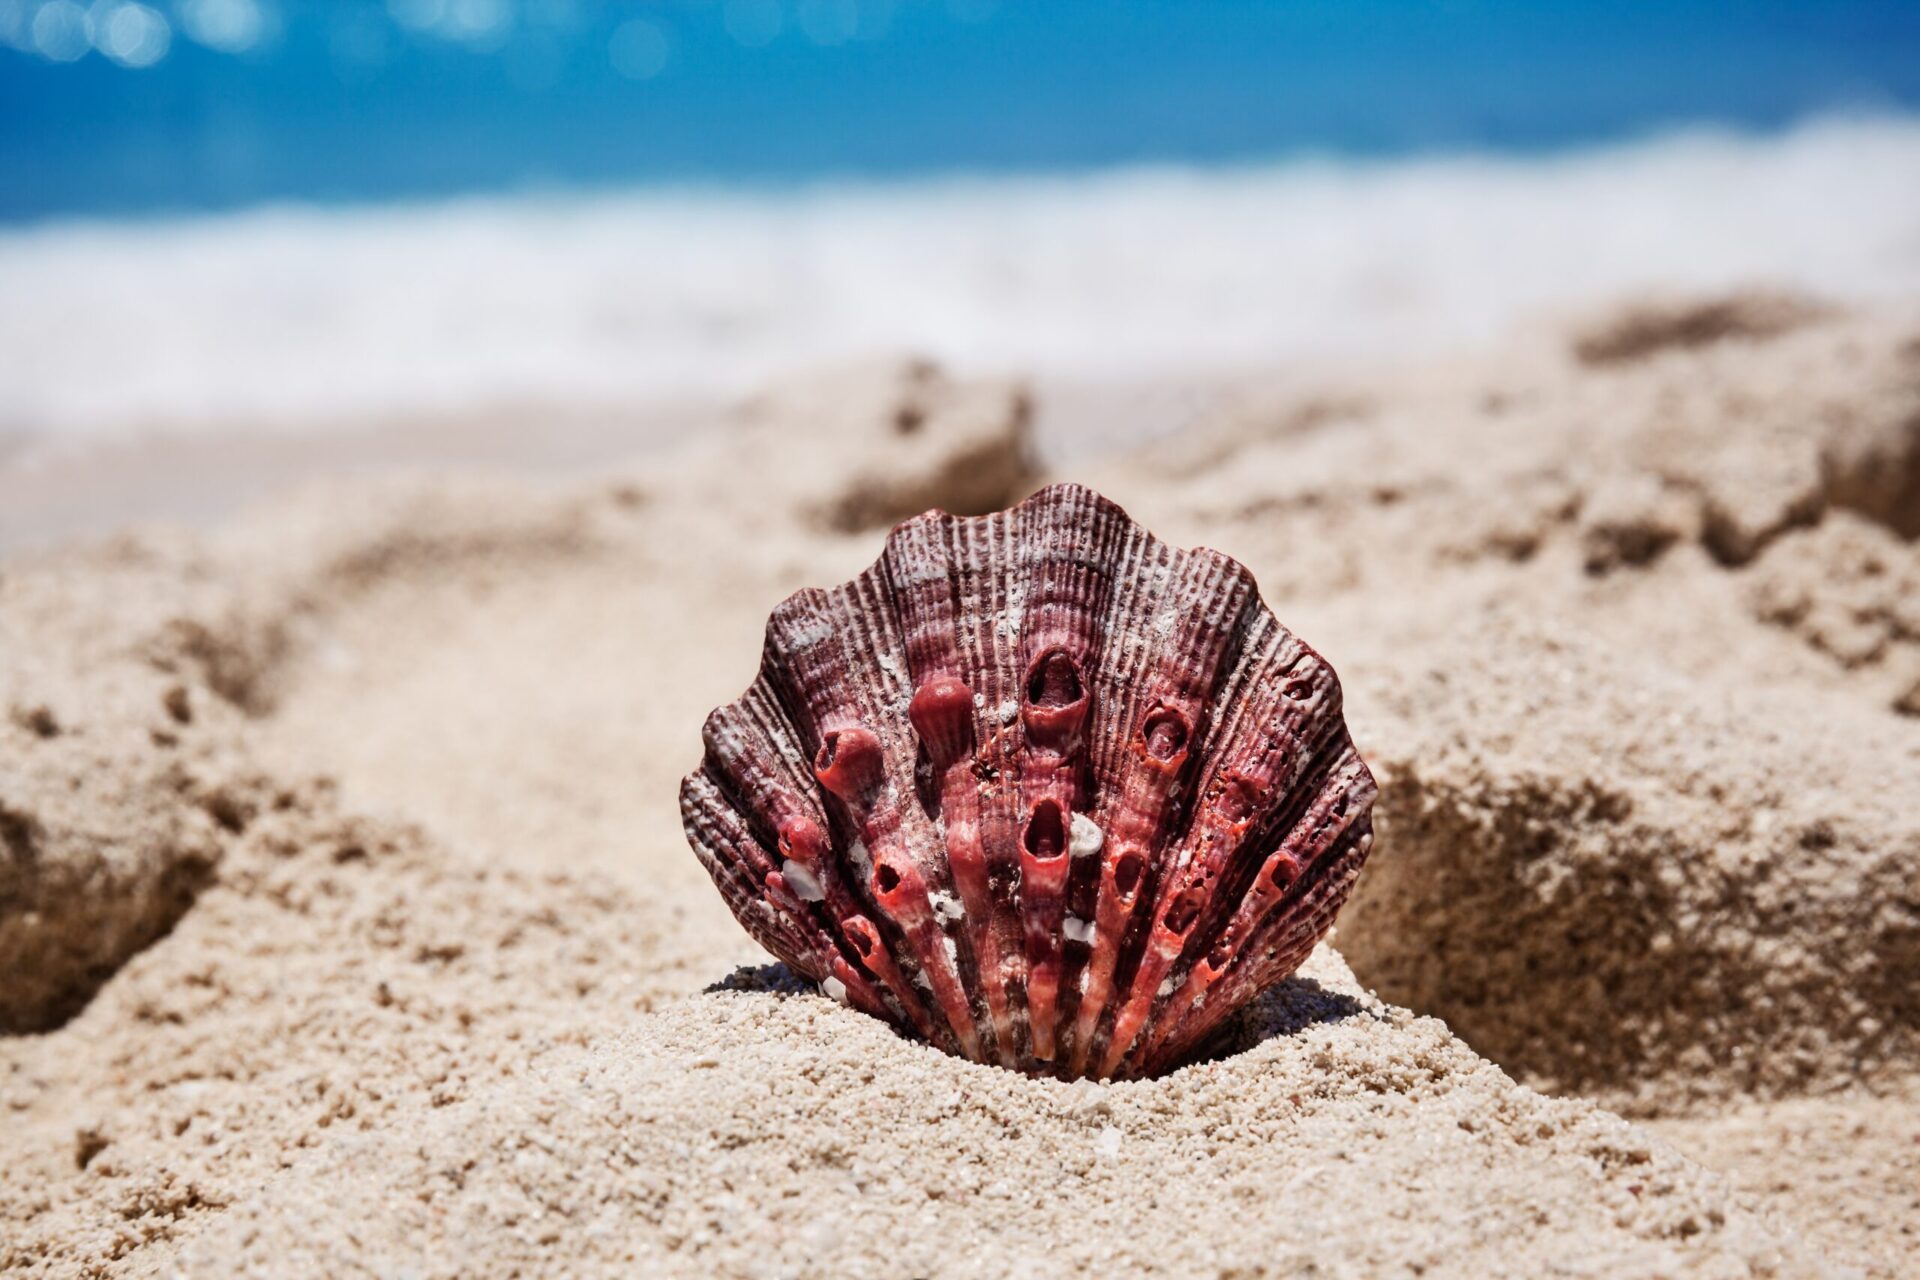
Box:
left=1152, top=632, right=1336, bottom=930
left=1059, top=521, right=1173, bottom=1074
left=1135, top=745, right=1375, bottom=1065
left=757, top=570, right=960, bottom=1049
left=1073, top=543, right=1266, bottom=1077
left=956, top=505, right=1031, bottom=1060
left=879, top=509, right=1007, bottom=1061
left=1009, top=485, right=1128, bottom=1065
left=931, top=500, right=1031, bottom=1058
left=814, top=573, right=984, bottom=1059
left=1165, top=718, right=1356, bottom=980
left=679, top=773, right=824, bottom=970
left=1160, top=808, right=1374, bottom=1062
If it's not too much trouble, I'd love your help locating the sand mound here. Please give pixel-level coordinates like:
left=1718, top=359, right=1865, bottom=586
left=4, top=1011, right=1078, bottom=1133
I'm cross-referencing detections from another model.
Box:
left=1571, top=290, right=1830, bottom=368
left=0, top=561, right=277, bottom=1032
left=0, top=499, right=1816, bottom=1278
left=0, top=798, right=709, bottom=1275
left=1745, top=512, right=1920, bottom=716
left=0, top=664, right=228, bottom=1034
left=1337, top=616, right=1920, bottom=1112
left=720, top=357, right=1036, bottom=532
left=176, top=952, right=1818, bottom=1280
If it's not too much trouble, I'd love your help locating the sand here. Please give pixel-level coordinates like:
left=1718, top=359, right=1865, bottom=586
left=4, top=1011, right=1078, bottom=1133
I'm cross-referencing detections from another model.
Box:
left=3, top=297, right=1918, bottom=1277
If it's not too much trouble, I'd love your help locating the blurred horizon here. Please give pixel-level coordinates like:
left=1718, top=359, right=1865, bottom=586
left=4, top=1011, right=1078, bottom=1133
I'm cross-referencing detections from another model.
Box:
left=4, top=0, right=1920, bottom=223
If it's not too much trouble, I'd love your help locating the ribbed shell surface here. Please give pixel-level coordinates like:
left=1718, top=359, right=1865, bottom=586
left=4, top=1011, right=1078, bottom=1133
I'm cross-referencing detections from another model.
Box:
left=681, top=483, right=1376, bottom=1079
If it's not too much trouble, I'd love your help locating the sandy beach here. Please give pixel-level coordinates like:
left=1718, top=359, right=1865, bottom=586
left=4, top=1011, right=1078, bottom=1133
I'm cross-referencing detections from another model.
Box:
left=2, top=287, right=1916, bottom=1276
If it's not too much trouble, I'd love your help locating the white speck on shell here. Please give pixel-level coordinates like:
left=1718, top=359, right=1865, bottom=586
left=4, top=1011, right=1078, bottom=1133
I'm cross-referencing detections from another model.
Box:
left=1063, top=916, right=1095, bottom=944
left=781, top=859, right=825, bottom=902
left=929, top=890, right=965, bottom=926
left=785, top=617, right=835, bottom=649
left=1068, top=813, right=1104, bottom=859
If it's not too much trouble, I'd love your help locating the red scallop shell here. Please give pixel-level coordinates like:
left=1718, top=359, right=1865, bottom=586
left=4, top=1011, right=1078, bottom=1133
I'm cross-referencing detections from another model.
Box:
left=681, top=483, right=1376, bottom=1079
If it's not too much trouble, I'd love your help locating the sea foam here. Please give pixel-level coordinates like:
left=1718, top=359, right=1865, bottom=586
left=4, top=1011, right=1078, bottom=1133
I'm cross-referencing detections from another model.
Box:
left=1, top=114, right=1916, bottom=451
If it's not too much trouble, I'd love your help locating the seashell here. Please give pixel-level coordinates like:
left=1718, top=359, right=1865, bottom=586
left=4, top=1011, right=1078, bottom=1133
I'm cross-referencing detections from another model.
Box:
left=681, top=483, right=1376, bottom=1079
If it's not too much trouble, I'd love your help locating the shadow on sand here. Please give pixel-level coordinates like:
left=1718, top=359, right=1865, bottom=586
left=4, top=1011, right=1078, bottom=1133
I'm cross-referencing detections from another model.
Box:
left=704, top=962, right=1373, bottom=1077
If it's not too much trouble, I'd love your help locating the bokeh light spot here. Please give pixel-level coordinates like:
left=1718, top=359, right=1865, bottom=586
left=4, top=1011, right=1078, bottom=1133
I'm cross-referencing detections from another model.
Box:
left=0, top=0, right=35, bottom=50
left=723, top=0, right=781, bottom=49
left=96, top=1, right=169, bottom=68
left=797, top=0, right=856, bottom=47
left=180, top=0, right=263, bottom=53
left=30, top=0, right=92, bottom=61
left=608, top=17, right=667, bottom=80
left=440, top=0, right=511, bottom=49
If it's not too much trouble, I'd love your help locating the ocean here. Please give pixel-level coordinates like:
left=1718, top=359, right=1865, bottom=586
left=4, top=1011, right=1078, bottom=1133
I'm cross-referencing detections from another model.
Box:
left=2, top=2, right=1918, bottom=454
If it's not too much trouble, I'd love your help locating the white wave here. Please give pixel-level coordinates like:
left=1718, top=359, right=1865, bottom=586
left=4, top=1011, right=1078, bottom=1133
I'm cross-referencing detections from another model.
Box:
left=2, top=113, right=1918, bottom=448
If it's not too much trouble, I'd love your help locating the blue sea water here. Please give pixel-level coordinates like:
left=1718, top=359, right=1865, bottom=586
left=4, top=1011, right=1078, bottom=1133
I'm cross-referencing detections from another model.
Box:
left=3, top=0, right=1920, bottom=222
left=3, top=2, right=1920, bottom=455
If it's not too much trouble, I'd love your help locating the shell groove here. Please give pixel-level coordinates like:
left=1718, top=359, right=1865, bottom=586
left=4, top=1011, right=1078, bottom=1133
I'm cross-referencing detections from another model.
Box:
left=681, top=483, right=1376, bottom=1079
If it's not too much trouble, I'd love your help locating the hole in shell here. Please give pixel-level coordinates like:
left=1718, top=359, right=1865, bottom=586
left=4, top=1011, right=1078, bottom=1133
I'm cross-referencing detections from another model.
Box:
left=1269, top=857, right=1298, bottom=891
left=1207, top=937, right=1234, bottom=970
left=1141, top=707, right=1190, bottom=761
left=1025, top=650, right=1083, bottom=708
left=1217, top=775, right=1259, bottom=824
left=814, top=733, right=843, bottom=775
left=1114, top=851, right=1145, bottom=897
left=914, top=744, right=941, bottom=821
left=1284, top=681, right=1312, bottom=702
left=876, top=863, right=902, bottom=895
left=842, top=918, right=881, bottom=978
left=1023, top=799, right=1066, bottom=859
left=1164, top=886, right=1205, bottom=935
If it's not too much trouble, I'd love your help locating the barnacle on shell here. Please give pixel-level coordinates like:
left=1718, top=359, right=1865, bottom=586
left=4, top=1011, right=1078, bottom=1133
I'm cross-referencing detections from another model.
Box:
left=681, top=483, right=1376, bottom=1079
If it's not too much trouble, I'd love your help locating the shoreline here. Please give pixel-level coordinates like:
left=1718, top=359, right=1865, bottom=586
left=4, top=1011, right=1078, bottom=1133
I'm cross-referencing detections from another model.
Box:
left=6, top=113, right=1917, bottom=465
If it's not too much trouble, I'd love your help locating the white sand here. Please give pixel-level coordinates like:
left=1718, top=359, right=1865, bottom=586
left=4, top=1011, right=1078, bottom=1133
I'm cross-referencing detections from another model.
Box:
left=3, top=294, right=1918, bottom=1276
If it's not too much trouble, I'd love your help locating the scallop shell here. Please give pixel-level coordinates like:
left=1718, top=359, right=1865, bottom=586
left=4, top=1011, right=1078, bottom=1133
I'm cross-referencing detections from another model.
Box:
left=681, top=483, right=1376, bottom=1079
